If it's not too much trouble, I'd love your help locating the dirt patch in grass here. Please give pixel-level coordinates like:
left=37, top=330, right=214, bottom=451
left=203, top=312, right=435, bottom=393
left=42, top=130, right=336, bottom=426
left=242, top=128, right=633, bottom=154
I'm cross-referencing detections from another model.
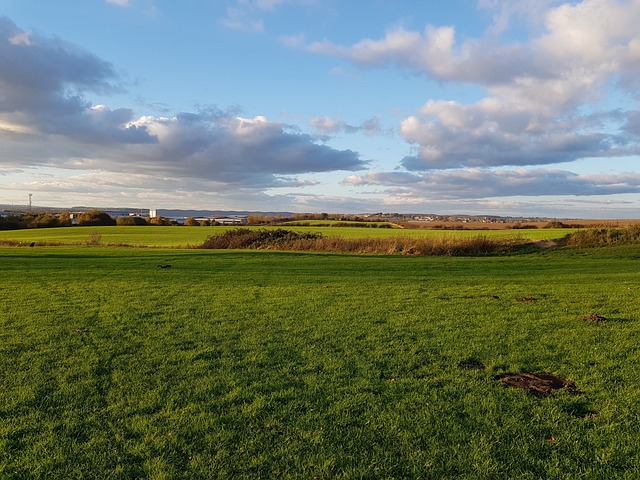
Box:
left=580, top=314, right=607, bottom=322
left=499, top=372, right=579, bottom=396
left=516, top=296, right=538, bottom=302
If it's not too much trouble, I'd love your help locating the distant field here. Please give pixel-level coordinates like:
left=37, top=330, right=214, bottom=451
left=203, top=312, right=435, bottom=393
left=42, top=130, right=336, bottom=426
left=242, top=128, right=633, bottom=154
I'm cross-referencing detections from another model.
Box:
left=403, top=219, right=640, bottom=230
left=0, top=225, right=577, bottom=248
left=1, top=245, right=640, bottom=478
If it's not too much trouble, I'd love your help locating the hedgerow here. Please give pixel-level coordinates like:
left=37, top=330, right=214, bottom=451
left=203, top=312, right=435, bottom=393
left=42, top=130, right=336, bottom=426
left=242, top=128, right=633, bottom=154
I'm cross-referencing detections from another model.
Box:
left=200, top=228, right=526, bottom=256
left=566, top=225, right=640, bottom=247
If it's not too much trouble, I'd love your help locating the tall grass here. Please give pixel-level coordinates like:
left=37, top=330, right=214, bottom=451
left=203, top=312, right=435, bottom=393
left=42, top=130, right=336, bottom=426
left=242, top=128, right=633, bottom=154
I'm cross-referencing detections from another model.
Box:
left=201, top=228, right=527, bottom=255
left=566, top=224, right=640, bottom=247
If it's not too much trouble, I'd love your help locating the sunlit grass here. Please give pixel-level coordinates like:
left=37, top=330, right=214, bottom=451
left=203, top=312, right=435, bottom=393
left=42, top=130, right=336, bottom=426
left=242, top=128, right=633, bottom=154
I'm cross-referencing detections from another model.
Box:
left=1, top=245, right=639, bottom=478
left=0, top=225, right=575, bottom=247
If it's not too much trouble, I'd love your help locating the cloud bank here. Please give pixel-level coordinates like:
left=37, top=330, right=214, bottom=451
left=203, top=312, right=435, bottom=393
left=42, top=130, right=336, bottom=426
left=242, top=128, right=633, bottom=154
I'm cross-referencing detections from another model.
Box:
left=344, top=169, right=640, bottom=199
left=2, top=0, right=640, bottom=215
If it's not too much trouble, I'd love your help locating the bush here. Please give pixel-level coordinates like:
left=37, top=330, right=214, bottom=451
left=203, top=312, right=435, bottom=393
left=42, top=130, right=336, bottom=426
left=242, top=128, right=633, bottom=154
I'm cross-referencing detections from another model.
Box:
left=116, top=216, right=148, bottom=226
left=149, top=216, right=177, bottom=226
left=76, top=210, right=116, bottom=226
left=0, top=215, right=23, bottom=230
left=201, top=228, right=322, bottom=250
left=86, top=231, right=102, bottom=245
left=544, top=221, right=566, bottom=229
left=566, top=225, right=640, bottom=247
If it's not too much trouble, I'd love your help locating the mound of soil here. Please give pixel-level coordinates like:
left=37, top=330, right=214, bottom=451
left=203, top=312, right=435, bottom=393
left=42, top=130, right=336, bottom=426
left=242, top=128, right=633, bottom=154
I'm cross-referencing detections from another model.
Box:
left=580, top=314, right=607, bottom=322
left=517, top=296, right=538, bottom=302
left=499, top=372, right=579, bottom=396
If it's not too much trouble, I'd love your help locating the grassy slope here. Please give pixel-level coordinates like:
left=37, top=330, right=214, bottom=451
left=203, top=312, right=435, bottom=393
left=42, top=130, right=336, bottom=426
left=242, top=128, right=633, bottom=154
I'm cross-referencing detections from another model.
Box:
left=0, top=225, right=575, bottom=247
left=1, top=245, right=639, bottom=478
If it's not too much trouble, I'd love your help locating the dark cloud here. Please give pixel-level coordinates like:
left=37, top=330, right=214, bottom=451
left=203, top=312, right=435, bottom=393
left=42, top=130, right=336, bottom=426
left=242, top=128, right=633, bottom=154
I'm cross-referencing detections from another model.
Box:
left=0, top=16, right=155, bottom=144
left=0, top=17, right=119, bottom=105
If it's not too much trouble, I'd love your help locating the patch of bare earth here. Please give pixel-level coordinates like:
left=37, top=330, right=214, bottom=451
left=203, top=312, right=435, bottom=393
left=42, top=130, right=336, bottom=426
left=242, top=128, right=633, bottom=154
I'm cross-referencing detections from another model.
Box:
left=580, top=314, right=607, bottom=323
left=499, top=372, right=579, bottom=396
left=534, top=240, right=559, bottom=249
left=517, top=296, right=538, bottom=302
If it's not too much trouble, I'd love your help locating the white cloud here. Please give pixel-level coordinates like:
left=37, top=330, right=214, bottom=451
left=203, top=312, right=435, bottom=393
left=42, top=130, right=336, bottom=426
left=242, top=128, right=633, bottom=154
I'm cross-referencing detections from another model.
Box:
left=294, top=0, right=640, bottom=171
left=222, top=0, right=307, bottom=32
left=222, top=14, right=264, bottom=33
left=309, top=115, right=383, bottom=136
left=8, top=31, right=32, bottom=46
left=106, top=0, right=130, bottom=7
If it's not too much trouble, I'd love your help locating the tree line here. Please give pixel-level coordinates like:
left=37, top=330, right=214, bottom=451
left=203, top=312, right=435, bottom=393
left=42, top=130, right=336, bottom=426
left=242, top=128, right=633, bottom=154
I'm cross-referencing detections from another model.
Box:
left=0, top=210, right=228, bottom=230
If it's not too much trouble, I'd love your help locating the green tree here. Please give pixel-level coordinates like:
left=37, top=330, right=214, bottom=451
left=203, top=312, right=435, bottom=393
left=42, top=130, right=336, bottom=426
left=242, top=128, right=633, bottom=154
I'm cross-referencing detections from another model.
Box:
left=76, top=210, right=116, bottom=226
left=116, top=216, right=148, bottom=226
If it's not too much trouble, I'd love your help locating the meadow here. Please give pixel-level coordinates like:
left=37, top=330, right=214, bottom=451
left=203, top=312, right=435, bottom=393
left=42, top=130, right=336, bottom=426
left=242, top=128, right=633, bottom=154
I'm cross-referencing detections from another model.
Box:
left=1, top=229, right=639, bottom=478
left=0, top=225, right=575, bottom=248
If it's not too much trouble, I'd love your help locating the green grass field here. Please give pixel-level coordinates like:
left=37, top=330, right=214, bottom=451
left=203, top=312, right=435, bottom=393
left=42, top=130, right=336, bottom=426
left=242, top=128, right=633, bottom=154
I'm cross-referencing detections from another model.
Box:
left=1, top=239, right=639, bottom=478
left=0, top=225, right=576, bottom=247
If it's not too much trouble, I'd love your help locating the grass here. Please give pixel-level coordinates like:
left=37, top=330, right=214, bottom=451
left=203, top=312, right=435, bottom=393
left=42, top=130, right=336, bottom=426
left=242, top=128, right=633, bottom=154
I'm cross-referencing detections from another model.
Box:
left=1, top=244, right=640, bottom=478
left=0, top=225, right=576, bottom=247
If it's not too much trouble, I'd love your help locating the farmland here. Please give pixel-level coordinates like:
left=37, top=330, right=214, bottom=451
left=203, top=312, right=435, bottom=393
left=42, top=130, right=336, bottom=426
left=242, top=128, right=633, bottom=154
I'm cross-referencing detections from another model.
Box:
left=0, top=225, right=576, bottom=248
left=1, top=230, right=639, bottom=478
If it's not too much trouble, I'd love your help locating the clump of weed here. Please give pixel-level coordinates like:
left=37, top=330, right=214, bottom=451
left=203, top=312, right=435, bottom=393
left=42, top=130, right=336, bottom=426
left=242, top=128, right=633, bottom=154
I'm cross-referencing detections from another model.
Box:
left=566, top=225, right=640, bottom=247
left=85, top=231, right=103, bottom=246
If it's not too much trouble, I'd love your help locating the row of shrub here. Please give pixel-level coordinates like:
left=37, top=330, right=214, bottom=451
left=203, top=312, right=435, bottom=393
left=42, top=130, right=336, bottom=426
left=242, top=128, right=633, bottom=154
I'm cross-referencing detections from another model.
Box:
left=201, top=229, right=323, bottom=250
left=0, top=210, right=115, bottom=229
left=565, top=225, right=640, bottom=247
left=200, top=228, right=526, bottom=256
left=0, top=210, right=226, bottom=230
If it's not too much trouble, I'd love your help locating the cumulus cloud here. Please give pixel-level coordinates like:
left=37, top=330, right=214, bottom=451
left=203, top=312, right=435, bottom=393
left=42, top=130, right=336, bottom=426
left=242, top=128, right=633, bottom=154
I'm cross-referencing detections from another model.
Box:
left=0, top=16, right=365, bottom=194
left=344, top=168, right=640, bottom=199
left=116, top=111, right=365, bottom=185
left=295, top=0, right=640, bottom=170
left=397, top=100, right=626, bottom=170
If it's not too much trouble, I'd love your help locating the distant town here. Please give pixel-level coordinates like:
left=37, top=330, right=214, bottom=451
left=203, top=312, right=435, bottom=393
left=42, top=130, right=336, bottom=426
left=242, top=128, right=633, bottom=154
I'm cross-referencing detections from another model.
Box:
left=0, top=203, right=580, bottom=228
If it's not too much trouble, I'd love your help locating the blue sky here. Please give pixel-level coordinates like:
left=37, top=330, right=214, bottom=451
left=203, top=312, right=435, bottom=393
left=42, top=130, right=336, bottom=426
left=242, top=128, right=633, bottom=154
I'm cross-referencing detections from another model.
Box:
left=1, top=0, right=639, bottom=217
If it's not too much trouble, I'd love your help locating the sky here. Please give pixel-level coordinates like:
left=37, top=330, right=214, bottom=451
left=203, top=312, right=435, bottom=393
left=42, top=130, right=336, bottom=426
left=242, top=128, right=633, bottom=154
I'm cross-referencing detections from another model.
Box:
left=1, top=0, right=640, bottom=218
